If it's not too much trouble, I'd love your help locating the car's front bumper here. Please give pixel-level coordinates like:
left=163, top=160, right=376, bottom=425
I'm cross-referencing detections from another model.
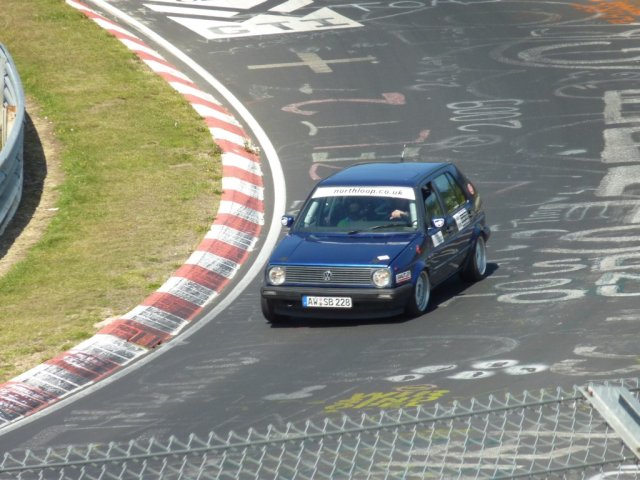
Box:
left=260, top=284, right=414, bottom=319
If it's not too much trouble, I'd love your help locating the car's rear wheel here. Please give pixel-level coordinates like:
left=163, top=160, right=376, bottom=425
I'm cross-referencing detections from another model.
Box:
left=261, top=297, right=287, bottom=324
left=461, top=235, right=487, bottom=282
left=406, top=270, right=431, bottom=317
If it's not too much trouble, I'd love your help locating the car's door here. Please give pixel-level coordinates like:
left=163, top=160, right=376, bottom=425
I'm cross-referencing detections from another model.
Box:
left=421, top=180, right=456, bottom=285
left=431, top=171, right=475, bottom=275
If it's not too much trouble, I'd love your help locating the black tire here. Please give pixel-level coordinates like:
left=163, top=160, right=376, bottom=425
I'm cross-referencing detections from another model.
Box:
left=405, top=270, right=431, bottom=318
left=461, top=235, right=487, bottom=282
left=261, top=297, right=287, bottom=324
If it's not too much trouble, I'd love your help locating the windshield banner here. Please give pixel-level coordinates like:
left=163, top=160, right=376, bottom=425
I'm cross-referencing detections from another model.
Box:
left=312, top=186, right=416, bottom=200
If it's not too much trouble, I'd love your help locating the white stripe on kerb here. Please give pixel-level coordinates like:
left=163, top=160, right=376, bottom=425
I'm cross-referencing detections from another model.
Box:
left=217, top=200, right=264, bottom=224
left=186, top=251, right=240, bottom=278
left=124, top=305, right=188, bottom=333
left=15, top=365, right=78, bottom=390
left=170, top=82, right=221, bottom=105
left=143, top=59, right=192, bottom=82
left=18, top=377, right=71, bottom=397
left=222, top=177, right=264, bottom=200
left=210, top=128, right=247, bottom=146
left=158, top=277, right=214, bottom=307
left=71, top=334, right=146, bottom=360
left=222, top=152, right=262, bottom=176
left=94, top=18, right=136, bottom=38
left=120, top=39, right=165, bottom=60
left=206, top=224, right=258, bottom=251
left=33, top=365, right=84, bottom=388
left=192, top=103, right=241, bottom=126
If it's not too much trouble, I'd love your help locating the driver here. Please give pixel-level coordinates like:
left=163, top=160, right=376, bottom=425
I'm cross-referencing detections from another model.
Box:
left=338, top=199, right=366, bottom=227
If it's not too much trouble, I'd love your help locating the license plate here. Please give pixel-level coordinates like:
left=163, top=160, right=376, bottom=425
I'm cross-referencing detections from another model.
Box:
left=302, top=296, right=352, bottom=308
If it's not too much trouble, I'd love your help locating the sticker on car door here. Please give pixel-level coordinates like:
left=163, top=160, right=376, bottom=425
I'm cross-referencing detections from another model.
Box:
left=453, top=209, right=470, bottom=230
left=431, top=231, right=445, bottom=247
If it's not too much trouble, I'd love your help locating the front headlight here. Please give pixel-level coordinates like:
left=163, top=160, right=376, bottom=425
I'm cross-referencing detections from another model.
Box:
left=268, top=266, right=286, bottom=285
left=372, top=268, right=391, bottom=288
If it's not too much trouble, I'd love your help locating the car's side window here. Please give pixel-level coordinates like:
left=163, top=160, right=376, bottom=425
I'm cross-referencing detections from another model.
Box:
left=302, top=199, right=321, bottom=227
left=433, top=173, right=466, bottom=214
left=422, top=183, right=444, bottom=224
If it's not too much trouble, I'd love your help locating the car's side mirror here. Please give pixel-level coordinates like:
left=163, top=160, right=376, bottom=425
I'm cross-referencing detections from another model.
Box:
left=281, top=215, right=295, bottom=228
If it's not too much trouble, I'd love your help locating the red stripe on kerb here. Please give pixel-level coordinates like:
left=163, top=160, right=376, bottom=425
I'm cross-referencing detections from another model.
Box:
left=46, top=358, right=101, bottom=384
left=215, top=139, right=260, bottom=158
left=0, top=382, right=57, bottom=405
left=99, top=319, right=169, bottom=349
left=204, top=117, right=246, bottom=138
left=142, top=292, right=201, bottom=321
left=0, top=389, right=46, bottom=412
left=48, top=351, right=121, bottom=380
left=156, top=72, right=197, bottom=87
left=78, top=9, right=102, bottom=21
left=116, top=36, right=151, bottom=52
left=223, top=165, right=263, bottom=187
left=213, top=214, right=262, bottom=234
left=183, top=95, right=225, bottom=113
left=196, top=239, right=250, bottom=264
left=135, top=51, right=174, bottom=68
left=220, top=191, right=264, bottom=212
left=107, top=30, right=144, bottom=46
left=174, top=264, right=230, bottom=291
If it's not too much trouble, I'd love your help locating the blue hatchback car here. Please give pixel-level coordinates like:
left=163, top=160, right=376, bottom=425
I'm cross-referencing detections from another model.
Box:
left=260, top=162, right=490, bottom=322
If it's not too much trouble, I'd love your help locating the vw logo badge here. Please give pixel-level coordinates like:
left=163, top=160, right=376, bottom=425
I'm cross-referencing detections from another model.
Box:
left=323, top=270, right=332, bottom=281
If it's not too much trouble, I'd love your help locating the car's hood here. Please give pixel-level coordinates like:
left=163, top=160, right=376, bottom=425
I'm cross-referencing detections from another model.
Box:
left=269, top=233, right=419, bottom=266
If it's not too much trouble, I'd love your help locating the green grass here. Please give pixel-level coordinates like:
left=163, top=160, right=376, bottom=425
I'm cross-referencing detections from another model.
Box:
left=0, top=0, right=222, bottom=380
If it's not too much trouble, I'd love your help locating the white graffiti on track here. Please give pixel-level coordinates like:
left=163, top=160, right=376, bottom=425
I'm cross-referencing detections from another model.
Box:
left=386, top=360, right=548, bottom=383
left=496, top=87, right=640, bottom=306
left=447, top=99, right=523, bottom=132
left=283, top=92, right=406, bottom=116
left=410, top=56, right=461, bottom=91
left=144, top=0, right=363, bottom=39
left=492, top=26, right=640, bottom=70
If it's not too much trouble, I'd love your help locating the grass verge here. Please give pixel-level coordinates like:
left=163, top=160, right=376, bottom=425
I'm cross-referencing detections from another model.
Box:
left=0, top=0, right=221, bottom=381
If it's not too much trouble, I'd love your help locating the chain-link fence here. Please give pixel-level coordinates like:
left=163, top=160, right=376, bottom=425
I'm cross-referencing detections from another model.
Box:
left=2, top=378, right=640, bottom=479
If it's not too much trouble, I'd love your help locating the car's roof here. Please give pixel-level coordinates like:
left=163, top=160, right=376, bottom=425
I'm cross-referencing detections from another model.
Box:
left=319, top=161, right=449, bottom=187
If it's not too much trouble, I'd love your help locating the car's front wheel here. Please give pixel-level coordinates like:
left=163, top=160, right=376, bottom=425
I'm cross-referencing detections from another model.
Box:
left=406, top=270, right=431, bottom=317
left=461, top=235, right=487, bottom=282
left=261, top=297, right=287, bottom=324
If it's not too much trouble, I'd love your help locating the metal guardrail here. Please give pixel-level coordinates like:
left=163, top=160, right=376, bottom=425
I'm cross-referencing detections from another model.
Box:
left=0, top=43, right=25, bottom=237
left=2, top=378, right=640, bottom=479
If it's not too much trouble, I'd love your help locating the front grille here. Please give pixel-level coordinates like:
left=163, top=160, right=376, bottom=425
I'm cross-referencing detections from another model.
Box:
left=285, top=266, right=377, bottom=286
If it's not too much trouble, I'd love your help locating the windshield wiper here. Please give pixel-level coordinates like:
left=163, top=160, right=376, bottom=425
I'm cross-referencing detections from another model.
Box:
left=345, top=223, right=411, bottom=234
left=368, top=223, right=410, bottom=231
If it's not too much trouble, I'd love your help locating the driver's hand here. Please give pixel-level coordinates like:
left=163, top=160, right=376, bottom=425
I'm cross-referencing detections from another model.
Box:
left=389, top=209, right=407, bottom=220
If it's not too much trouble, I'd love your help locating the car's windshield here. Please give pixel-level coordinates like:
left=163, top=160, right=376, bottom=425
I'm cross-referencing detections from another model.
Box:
left=293, top=186, right=418, bottom=233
